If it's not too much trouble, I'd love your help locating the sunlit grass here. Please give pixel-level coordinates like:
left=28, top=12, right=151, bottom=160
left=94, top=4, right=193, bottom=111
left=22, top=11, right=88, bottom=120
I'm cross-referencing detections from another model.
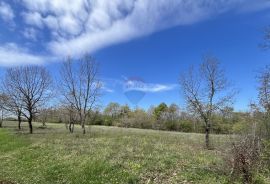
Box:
left=0, top=121, right=253, bottom=184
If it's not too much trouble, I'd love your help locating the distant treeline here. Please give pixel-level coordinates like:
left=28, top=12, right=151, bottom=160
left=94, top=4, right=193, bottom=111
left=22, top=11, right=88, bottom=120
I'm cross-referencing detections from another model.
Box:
left=32, top=102, right=260, bottom=135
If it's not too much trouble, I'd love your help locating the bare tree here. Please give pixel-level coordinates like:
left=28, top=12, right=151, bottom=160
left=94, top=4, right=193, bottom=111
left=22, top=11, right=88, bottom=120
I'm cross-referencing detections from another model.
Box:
left=179, top=55, right=235, bottom=149
left=257, top=65, right=270, bottom=138
left=4, top=66, right=52, bottom=134
left=104, top=102, right=121, bottom=119
left=258, top=65, right=270, bottom=113
left=38, top=108, right=52, bottom=127
left=1, top=84, right=23, bottom=130
left=60, top=55, right=101, bottom=134
left=55, top=105, right=73, bottom=131
left=0, top=94, right=7, bottom=128
left=60, top=104, right=77, bottom=133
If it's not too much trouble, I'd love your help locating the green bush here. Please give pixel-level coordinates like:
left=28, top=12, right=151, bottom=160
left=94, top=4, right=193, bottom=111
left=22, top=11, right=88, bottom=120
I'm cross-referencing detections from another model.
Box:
left=212, top=122, right=231, bottom=134
left=179, top=120, right=193, bottom=132
left=164, top=120, right=179, bottom=131
left=232, top=121, right=250, bottom=134
left=104, top=117, right=113, bottom=126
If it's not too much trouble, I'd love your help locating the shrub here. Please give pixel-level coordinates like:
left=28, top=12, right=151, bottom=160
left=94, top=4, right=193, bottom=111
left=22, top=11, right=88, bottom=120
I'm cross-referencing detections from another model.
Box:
left=120, top=116, right=153, bottom=129
left=232, top=121, right=251, bottom=134
left=164, top=120, right=179, bottom=131
left=104, top=117, right=113, bottom=126
left=262, top=140, right=270, bottom=170
left=116, top=110, right=154, bottom=129
left=212, top=122, right=231, bottom=134
left=179, top=120, right=193, bottom=132
left=227, top=135, right=262, bottom=184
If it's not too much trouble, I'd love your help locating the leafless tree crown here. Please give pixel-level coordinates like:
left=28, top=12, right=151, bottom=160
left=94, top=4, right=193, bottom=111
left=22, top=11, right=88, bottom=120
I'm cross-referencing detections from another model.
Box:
left=60, top=54, right=101, bottom=133
left=3, top=66, right=52, bottom=133
left=179, top=55, right=235, bottom=148
left=258, top=65, right=270, bottom=113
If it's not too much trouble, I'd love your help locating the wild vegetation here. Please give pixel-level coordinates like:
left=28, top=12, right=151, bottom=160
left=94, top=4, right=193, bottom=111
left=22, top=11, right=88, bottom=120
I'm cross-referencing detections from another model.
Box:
left=0, top=28, right=269, bottom=184
left=0, top=121, right=267, bottom=184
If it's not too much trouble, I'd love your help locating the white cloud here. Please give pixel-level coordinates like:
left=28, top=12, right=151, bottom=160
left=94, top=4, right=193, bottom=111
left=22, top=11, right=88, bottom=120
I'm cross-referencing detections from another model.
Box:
left=100, top=81, right=115, bottom=93
left=43, top=15, right=58, bottom=30
left=47, top=0, right=214, bottom=56
left=143, top=84, right=178, bottom=93
left=103, top=77, right=177, bottom=93
left=102, top=86, right=114, bottom=93
left=125, top=81, right=177, bottom=93
left=0, top=1, right=14, bottom=22
left=1, top=0, right=270, bottom=66
left=22, top=0, right=270, bottom=58
left=58, top=14, right=82, bottom=36
left=0, top=43, right=52, bottom=66
left=22, top=11, right=43, bottom=28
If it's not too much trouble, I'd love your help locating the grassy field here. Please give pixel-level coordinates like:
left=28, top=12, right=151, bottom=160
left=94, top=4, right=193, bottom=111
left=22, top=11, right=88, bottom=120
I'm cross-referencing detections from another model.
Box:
left=0, top=121, right=262, bottom=184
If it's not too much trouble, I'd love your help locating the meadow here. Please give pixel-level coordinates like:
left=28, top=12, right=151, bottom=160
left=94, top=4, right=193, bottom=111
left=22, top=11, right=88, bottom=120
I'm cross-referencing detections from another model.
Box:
left=0, top=121, right=244, bottom=184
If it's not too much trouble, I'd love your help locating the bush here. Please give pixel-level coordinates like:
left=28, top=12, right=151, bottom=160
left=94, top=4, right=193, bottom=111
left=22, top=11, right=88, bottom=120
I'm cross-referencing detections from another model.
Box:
left=212, top=122, right=231, bottom=134
left=104, top=117, right=113, bottom=126
left=91, top=118, right=103, bottom=125
left=226, top=136, right=262, bottom=184
left=115, top=109, right=154, bottom=129
left=262, top=140, right=270, bottom=170
left=232, top=121, right=251, bottom=134
left=164, top=120, right=179, bottom=131
left=118, top=116, right=153, bottom=129
left=179, top=120, right=193, bottom=132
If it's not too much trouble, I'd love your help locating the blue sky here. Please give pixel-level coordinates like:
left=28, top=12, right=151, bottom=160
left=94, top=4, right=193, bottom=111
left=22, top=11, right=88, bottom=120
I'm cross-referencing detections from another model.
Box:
left=0, top=0, right=270, bottom=110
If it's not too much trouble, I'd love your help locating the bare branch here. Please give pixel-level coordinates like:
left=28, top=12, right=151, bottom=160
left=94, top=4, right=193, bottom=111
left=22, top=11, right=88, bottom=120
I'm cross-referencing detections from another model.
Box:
left=3, top=66, right=52, bottom=133
left=180, top=55, right=235, bottom=148
left=60, top=54, right=101, bottom=134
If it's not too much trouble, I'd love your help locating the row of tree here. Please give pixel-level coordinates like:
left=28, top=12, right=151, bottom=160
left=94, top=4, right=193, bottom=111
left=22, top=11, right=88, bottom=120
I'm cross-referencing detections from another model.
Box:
left=0, top=54, right=269, bottom=150
left=19, top=101, right=243, bottom=134
left=0, top=55, right=101, bottom=134
left=0, top=28, right=270, bottom=150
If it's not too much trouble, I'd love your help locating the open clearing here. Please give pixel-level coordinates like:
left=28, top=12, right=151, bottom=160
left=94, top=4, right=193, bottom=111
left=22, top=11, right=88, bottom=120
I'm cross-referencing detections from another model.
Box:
left=0, top=122, right=239, bottom=184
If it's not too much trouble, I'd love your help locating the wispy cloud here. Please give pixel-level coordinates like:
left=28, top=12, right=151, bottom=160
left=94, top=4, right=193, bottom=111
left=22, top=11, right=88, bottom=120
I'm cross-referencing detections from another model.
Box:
left=0, top=0, right=270, bottom=66
left=100, top=81, right=115, bottom=93
left=0, top=43, right=54, bottom=66
left=141, top=83, right=178, bottom=93
left=0, top=1, right=14, bottom=22
left=102, top=87, right=114, bottom=93
left=103, top=77, right=177, bottom=93
left=124, top=81, right=178, bottom=93
left=21, top=0, right=270, bottom=58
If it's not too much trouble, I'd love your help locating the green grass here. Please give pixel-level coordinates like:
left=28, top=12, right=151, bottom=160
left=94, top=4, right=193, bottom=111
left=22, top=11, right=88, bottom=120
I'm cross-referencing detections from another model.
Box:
left=0, top=121, right=267, bottom=184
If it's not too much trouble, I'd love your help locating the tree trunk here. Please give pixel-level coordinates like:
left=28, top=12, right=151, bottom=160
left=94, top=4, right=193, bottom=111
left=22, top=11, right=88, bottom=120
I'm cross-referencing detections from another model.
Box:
left=205, top=125, right=210, bottom=149
left=82, top=123, right=86, bottom=134
left=69, top=123, right=72, bottom=133
left=42, top=120, right=46, bottom=127
left=80, top=114, right=86, bottom=134
left=28, top=119, right=33, bottom=134
left=0, top=109, right=3, bottom=128
left=69, top=121, right=75, bottom=133
left=18, top=115, right=22, bottom=130
left=65, top=121, right=68, bottom=130
left=242, top=168, right=252, bottom=184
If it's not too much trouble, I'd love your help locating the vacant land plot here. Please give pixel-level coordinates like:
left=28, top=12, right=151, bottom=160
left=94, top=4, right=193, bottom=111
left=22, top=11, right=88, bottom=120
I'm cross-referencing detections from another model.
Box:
left=0, top=122, right=262, bottom=184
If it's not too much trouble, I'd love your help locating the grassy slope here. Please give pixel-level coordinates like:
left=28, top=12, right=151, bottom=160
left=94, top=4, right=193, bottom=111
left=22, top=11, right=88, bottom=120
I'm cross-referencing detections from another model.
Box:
left=0, top=122, right=244, bottom=184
